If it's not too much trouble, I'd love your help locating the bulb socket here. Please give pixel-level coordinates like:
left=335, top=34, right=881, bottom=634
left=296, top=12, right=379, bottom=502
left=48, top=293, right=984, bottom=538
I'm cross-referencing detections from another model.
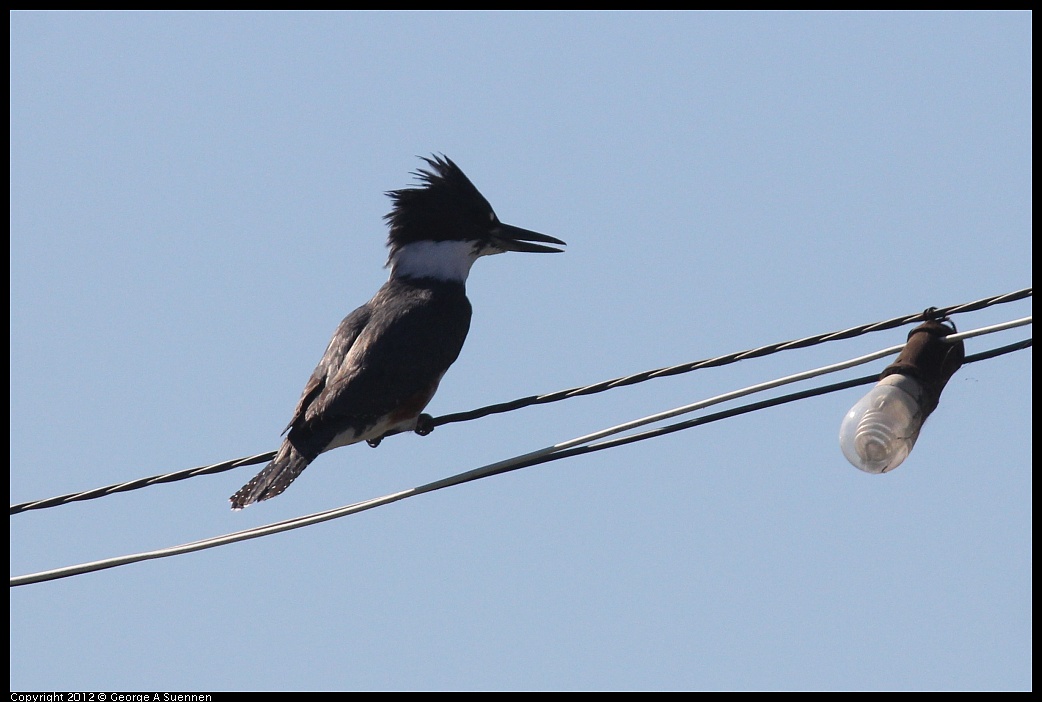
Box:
left=879, top=319, right=965, bottom=420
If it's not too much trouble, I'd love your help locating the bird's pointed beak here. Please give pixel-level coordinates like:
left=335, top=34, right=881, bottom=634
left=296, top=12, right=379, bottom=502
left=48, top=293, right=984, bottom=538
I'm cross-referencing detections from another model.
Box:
left=491, top=223, right=567, bottom=253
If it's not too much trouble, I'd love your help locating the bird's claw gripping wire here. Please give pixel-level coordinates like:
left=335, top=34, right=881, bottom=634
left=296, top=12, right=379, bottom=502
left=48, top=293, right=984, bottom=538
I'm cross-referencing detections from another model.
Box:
left=366, top=413, right=435, bottom=448
left=414, top=413, right=435, bottom=436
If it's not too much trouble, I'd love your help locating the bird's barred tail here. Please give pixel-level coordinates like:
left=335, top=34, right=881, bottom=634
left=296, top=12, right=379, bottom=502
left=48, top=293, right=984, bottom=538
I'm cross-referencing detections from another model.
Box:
left=229, top=444, right=312, bottom=510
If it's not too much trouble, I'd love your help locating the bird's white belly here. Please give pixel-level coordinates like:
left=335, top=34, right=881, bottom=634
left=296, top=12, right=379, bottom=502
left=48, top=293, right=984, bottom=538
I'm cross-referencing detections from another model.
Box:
left=322, top=415, right=420, bottom=452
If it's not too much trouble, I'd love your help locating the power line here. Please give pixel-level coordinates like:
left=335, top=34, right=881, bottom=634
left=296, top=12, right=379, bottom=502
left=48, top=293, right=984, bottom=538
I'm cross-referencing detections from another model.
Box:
left=10, top=335, right=1031, bottom=587
left=429, top=287, right=1032, bottom=426
left=8, top=452, right=277, bottom=517
left=8, top=288, right=1031, bottom=516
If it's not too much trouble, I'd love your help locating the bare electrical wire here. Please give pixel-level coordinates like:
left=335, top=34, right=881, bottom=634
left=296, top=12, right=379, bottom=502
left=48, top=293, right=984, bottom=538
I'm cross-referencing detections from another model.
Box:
left=9, top=288, right=1031, bottom=516
left=10, top=335, right=1031, bottom=587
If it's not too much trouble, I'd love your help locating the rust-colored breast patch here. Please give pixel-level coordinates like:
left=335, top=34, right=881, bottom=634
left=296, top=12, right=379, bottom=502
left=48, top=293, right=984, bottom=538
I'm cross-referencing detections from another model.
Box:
left=387, top=382, right=440, bottom=424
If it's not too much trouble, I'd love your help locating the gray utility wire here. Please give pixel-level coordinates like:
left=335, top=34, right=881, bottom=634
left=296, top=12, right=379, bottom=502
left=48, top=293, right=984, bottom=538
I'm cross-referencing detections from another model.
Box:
left=10, top=336, right=1031, bottom=587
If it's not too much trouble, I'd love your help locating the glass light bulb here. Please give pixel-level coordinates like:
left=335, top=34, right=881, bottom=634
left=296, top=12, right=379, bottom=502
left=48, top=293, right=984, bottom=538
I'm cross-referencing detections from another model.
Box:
left=839, top=375, right=925, bottom=474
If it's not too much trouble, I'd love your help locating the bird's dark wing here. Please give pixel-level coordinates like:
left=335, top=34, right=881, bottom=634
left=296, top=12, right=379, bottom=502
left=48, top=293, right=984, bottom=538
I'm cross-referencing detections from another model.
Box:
left=291, top=278, right=472, bottom=452
left=229, top=305, right=372, bottom=510
left=283, top=302, right=373, bottom=436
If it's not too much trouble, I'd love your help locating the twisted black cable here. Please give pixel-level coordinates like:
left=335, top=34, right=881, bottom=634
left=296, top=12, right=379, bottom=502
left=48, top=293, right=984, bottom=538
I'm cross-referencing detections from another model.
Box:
left=9, top=288, right=1030, bottom=516
left=9, top=452, right=275, bottom=516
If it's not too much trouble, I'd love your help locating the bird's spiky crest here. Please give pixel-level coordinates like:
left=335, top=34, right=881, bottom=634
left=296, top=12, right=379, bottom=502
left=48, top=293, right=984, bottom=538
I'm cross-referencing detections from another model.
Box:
left=383, top=155, right=496, bottom=258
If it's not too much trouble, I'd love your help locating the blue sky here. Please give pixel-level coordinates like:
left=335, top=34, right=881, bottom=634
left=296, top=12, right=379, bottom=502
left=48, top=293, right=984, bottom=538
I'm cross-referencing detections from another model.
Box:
left=10, top=11, right=1031, bottom=691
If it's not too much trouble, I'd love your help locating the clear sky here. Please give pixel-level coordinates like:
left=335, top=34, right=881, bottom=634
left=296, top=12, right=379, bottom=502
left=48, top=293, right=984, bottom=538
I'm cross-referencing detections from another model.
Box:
left=10, top=11, right=1031, bottom=691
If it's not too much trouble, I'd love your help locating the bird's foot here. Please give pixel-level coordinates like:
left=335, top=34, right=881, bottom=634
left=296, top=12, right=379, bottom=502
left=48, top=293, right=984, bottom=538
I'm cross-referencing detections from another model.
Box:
left=414, top=413, right=434, bottom=436
left=366, top=436, right=383, bottom=448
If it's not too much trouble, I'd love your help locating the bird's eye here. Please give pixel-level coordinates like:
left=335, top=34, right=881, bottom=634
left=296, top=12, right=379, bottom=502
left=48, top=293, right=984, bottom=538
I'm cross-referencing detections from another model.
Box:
left=489, top=211, right=497, bottom=222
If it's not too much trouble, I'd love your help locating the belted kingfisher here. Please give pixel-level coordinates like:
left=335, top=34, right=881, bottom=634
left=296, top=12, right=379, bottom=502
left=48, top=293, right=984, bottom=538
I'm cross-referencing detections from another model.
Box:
left=229, top=155, right=565, bottom=509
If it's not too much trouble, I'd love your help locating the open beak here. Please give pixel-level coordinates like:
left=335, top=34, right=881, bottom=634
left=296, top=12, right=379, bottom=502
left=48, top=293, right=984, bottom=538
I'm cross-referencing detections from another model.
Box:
left=491, top=223, right=567, bottom=253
